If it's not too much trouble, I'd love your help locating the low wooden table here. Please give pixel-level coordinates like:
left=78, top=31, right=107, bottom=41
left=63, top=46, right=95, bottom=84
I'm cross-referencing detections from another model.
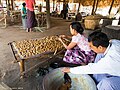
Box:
left=8, top=41, right=65, bottom=78
left=36, top=12, right=46, bottom=27
left=0, top=10, right=21, bottom=28
left=8, top=36, right=68, bottom=78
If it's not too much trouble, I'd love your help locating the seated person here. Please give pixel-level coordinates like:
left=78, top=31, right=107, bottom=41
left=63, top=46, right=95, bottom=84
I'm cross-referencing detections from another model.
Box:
left=58, top=22, right=95, bottom=66
left=75, top=13, right=82, bottom=21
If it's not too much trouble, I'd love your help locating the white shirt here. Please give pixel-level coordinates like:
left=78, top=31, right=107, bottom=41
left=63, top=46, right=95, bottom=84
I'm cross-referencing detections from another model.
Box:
left=70, top=39, right=120, bottom=76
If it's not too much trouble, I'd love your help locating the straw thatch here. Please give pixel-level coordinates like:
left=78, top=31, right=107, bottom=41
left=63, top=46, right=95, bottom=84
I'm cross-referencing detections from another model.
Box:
left=69, top=0, right=120, bottom=7
left=98, top=0, right=120, bottom=7
left=10, top=0, right=120, bottom=8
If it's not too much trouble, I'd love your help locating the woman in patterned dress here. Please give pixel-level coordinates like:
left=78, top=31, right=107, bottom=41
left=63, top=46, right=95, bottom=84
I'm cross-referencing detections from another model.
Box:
left=58, top=22, right=95, bottom=65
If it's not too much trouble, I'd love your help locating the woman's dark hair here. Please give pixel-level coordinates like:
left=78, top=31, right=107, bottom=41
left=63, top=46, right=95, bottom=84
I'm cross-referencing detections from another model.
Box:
left=22, top=3, right=26, bottom=7
left=70, top=22, right=84, bottom=34
left=88, top=31, right=109, bottom=48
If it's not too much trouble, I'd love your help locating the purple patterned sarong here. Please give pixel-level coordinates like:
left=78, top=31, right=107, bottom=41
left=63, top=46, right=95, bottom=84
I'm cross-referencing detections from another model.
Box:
left=63, top=45, right=95, bottom=65
left=27, top=9, right=37, bottom=28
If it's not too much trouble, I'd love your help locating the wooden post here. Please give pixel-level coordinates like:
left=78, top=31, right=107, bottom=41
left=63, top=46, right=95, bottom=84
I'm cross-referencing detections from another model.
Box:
left=4, top=15, right=7, bottom=28
left=91, top=0, right=96, bottom=15
left=77, top=2, right=80, bottom=14
left=108, top=0, right=114, bottom=14
left=94, top=0, right=99, bottom=13
left=53, top=0, right=55, bottom=11
left=18, top=60, right=25, bottom=78
left=6, top=0, right=7, bottom=5
left=6, top=0, right=10, bottom=10
left=8, top=0, right=10, bottom=6
left=46, top=0, right=51, bottom=28
left=11, top=0, right=14, bottom=10
left=63, top=0, right=66, bottom=10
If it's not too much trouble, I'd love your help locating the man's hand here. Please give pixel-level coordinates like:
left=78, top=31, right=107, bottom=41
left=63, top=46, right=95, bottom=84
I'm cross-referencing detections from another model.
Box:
left=61, top=67, right=70, bottom=73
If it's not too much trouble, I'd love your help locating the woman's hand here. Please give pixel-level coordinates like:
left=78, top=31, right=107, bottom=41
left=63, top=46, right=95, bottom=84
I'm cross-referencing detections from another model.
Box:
left=58, top=37, right=68, bottom=49
left=59, top=35, right=66, bottom=38
left=61, top=67, right=70, bottom=73
left=58, top=37, right=63, bottom=42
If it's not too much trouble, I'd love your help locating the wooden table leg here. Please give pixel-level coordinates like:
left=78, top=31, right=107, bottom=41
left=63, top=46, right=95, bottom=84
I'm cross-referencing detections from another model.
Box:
left=18, top=59, right=25, bottom=78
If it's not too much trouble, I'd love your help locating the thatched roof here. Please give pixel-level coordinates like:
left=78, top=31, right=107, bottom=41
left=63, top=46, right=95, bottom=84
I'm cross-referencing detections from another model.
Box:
left=13, top=0, right=120, bottom=7
left=69, top=0, right=120, bottom=7
left=97, top=0, right=120, bottom=7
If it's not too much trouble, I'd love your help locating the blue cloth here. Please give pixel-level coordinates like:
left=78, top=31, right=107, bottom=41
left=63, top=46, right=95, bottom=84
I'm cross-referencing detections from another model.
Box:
left=93, top=54, right=120, bottom=90
left=93, top=54, right=110, bottom=83
left=21, top=6, right=27, bottom=29
left=22, top=18, right=27, bottom=29
left=97, top=76, right=120, bottom=90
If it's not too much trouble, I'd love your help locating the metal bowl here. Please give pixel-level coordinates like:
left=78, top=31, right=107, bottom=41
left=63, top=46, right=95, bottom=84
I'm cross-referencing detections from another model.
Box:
left=42, top=68, right=97, bottom=90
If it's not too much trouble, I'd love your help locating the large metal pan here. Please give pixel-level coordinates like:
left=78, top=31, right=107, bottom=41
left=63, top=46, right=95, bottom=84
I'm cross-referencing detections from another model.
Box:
left=42, top=68, right=97, bottom=90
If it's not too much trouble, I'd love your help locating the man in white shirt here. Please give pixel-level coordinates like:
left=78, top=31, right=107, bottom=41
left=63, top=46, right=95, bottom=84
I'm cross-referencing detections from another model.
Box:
left=61, top=31, right=120, bottom=90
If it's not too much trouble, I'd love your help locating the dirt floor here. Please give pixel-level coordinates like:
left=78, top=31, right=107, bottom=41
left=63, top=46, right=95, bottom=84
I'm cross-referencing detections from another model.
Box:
left=0, top=17, right=94, bottom=90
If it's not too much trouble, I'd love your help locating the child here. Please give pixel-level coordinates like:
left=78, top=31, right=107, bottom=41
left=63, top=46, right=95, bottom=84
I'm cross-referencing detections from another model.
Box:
left=21, top=2, right=27, bottom=30
left=58, top=22, right=95, bottom=65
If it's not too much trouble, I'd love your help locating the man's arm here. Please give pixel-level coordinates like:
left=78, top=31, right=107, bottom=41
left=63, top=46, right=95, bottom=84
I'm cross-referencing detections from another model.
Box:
left=61, top=57, right=112, bottom=75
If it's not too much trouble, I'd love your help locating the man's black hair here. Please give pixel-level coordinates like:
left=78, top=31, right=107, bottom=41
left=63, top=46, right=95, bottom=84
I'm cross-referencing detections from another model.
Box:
left=88, top=31, right=109, bottom=47
left=70, top=22, right=84, bottom=34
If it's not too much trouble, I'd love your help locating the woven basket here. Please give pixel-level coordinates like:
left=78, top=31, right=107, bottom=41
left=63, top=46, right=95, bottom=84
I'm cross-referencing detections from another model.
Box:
left=84, top=15, right=103, bottom=30
left=84, top=19, right=100, bottom=30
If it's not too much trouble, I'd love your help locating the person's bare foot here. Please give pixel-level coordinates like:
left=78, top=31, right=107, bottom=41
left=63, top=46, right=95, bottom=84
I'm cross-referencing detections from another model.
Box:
left=26, top=28, right=29, bottom=32
left=29, top=28, right=32, bottom=32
